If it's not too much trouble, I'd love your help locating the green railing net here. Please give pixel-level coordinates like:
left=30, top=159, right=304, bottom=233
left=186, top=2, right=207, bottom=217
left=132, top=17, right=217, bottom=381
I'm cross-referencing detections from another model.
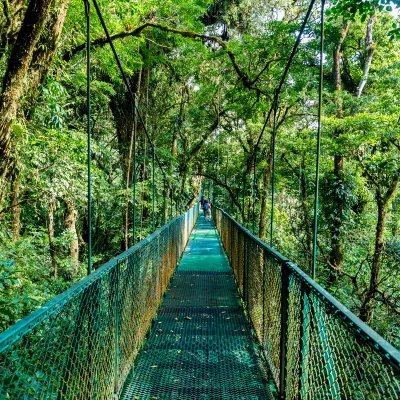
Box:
left=0, top=206, right=198, bottom=399
left=213, top=207, right=400, bottom=400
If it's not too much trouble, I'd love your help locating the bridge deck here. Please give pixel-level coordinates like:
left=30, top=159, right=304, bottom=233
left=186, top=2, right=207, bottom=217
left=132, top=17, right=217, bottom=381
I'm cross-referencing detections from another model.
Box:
left=121, top=214, right=273, bottom=400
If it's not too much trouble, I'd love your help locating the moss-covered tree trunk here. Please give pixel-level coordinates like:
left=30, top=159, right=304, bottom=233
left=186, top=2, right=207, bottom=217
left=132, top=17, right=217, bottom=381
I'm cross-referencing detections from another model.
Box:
left=0, top=0, right=53, bottom=196
left=360, top=179, right=399, bottom=323
left=0, top=0, right=25, bottom=52
left=27, top=0, right=70, bottom=101
left=10, top=170, right=21, bottom=240
left=65, top=198, right=79, bottom=275
left=328, top=22, right=350, bottom=278
left=48, top=199, right=57, bottom=278
left=110, top=69, right=142, bottom=247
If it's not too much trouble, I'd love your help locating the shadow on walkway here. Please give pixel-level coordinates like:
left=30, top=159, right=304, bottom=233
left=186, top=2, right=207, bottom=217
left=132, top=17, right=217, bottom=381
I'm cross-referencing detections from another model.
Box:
left=121, top=214, right=272, bottom=400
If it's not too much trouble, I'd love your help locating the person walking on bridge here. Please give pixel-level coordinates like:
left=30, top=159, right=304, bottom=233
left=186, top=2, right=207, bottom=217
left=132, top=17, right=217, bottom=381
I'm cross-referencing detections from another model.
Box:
left=203, top=199, right=211, bottom=221
left=200, top=195, right=205, bottom=209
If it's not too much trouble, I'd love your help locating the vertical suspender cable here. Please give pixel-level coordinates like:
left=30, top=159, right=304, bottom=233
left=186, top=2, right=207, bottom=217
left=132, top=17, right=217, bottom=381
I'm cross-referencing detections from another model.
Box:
left=91, top=0, right=169, bottom=218
left=132, top=95, right=137, bottom=243
left=270, top=90, right=278, bottom=247
left=312, top=0, right=325, bottom=279
left=175, top=187, right=178, bottom=217
left=163, top=179, right=166, bottom=224
left=85, top=0, right=92, bottom=275
left=140, top=135, right=147, bottom=240
left=242, top=177, right=245, bottom=224
left=252, top=0, right=316, bottom=155
left=152, top=149, right=155, bottom=231
left=252, top=145, right=257, bottom=233
left=170, top=188, right=173, bottom=219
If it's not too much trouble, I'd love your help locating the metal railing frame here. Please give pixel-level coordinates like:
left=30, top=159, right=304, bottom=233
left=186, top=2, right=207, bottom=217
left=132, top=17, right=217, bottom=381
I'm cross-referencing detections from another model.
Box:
left=0, top=206, right=199, bottom=399
left=212, top=206, right=400, bottom=399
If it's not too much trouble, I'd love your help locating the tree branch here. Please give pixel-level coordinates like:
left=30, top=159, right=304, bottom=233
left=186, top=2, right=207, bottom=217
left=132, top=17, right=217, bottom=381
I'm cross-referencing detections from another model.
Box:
left=199, top=172, right=242, bottom=214
left=249, top=57, right=281, bottom=86
left=63, top=21, right=259, bottom=92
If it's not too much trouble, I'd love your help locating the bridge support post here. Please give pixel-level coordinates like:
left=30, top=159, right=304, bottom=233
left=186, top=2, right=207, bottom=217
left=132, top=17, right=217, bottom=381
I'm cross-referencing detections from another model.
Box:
left=162, top=184, right=166, bottom=225
left=243, top=232, right=248, bottom=303
left=279, top=262, right=290, bottom=399
left=299, top=284, right=311, bottom=398
left=113, top=261, right=121, bottom=397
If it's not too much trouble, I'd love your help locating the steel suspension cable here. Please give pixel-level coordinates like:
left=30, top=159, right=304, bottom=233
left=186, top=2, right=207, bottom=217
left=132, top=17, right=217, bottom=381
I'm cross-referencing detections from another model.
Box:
left=246, top=0, right=317, bottom=177
left=84, top=0, right=92, bottom=275
left=163, top=179, right=167, bottom=224
left=152, top=148, right=155, bottom=231
left=175, top=188, right=179, bottom=217
left=226, top=0, right=317, bottom=247
left=170, top=188, right=173, bottom=218
left=132, top=97, right=137, bottom=242
left=270, top=93, right=278, bottom=247
left=252, top=145, right=257, bottom=233
left=90, top=0, right=191, bottom=232
left=146, top=68, right=156, bottom=232
left=264, top=0, right=316, bottom=248
left=242, top=176, right=245, bottom=224
left=312, top=0, right=325, bottom=279
left=91, top=0, right=170, bottom=187
left=140, top=135, right=147, bottom=240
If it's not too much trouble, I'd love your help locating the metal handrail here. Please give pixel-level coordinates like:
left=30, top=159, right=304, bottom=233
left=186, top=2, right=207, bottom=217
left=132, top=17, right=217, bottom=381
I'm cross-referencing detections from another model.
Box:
left=215, top=206, right=400, bottom=369
left=0, top=206, right=199, bottom=398
left=0, top=213, right=187, bottom=353
left=213, top=206, right=400, bottom=399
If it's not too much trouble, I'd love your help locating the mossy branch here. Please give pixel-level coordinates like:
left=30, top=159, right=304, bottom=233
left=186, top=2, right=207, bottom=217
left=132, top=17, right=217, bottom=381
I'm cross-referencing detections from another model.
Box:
left=63, top=22, right=254, bottom=90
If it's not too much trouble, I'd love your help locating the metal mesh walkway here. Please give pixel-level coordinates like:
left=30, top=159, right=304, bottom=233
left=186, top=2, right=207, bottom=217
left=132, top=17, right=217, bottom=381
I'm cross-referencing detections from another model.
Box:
left=120, top=214, right=273, bottom=400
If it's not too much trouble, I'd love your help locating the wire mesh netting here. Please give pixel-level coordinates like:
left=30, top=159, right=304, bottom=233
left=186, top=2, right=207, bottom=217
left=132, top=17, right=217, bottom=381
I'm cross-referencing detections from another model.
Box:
left=213, top=207, right=400, bottom=399
left=0, top=206, right=198, bottom=399
left=120, top=216, right=274, bottom=400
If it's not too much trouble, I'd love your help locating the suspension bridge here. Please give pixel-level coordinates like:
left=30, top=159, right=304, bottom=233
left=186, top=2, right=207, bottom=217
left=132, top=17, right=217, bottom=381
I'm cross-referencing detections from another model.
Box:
left=0, top=205, right=400, bottom=400
left=1, top=0, right=400, bottom=398
left=0, top=205, right=399, bottom=399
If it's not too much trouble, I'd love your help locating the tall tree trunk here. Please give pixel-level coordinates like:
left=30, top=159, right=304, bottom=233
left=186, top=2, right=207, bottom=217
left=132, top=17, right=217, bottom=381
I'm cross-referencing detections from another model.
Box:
left=359, top=200, right=385, bottom=323
left=391, top=197, right=399, bottom=237
left=110, top=69, right=142, bottom=246
left=65, top=198, right=79, bottom=275
left=328, top=22, right=350, bottom=279
left=10, top=170, right=21, bottom=240
left=172, top=133, right=178, bottom=157
left=360, top=180, right=399, bottom=323
left=0, top=0, right=25, bottom=52
left=329, top=153, right=345, bottom=275
left=181, top=170, right=187, bottom=200
left=25, top=0, right=70, bottom=111
left=0, top=0, right=53, bottom=195
left=48, top=199, right=57, bottom=278
left=30, top=0, right=69, bottom=89
left=356, top=13, right=376, bottom=98
left=258, top=147, right=273, bottom=240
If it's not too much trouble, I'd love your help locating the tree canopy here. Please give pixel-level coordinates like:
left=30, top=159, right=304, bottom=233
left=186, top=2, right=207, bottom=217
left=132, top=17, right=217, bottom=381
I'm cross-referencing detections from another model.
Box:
left=0, top=0, right=399, bottom=347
